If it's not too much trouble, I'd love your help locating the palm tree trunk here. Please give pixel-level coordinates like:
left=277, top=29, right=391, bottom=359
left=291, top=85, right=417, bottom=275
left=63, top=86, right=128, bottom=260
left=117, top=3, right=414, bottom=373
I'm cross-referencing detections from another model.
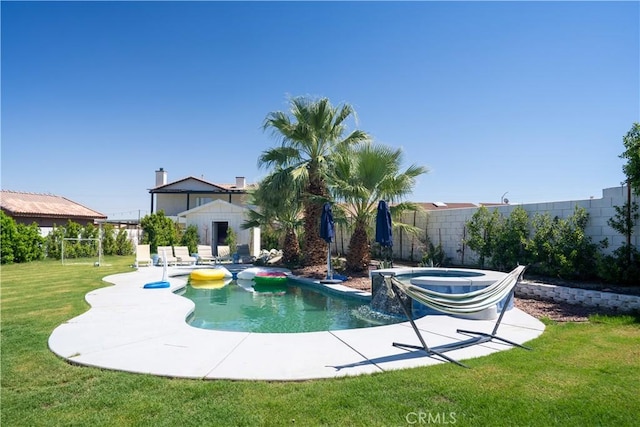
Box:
left=346, top=220, right=370, bottom=272
left=302, top=201, right=326, bottom=265
left=282, top=228, right=300, bottom=265
left=302, top=174, right=328, bottom=266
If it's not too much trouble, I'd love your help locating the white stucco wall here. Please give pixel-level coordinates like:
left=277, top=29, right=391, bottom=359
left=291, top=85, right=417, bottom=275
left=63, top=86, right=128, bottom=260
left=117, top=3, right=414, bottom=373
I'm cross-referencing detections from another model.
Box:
left=178, top=200, right=261, bottom=257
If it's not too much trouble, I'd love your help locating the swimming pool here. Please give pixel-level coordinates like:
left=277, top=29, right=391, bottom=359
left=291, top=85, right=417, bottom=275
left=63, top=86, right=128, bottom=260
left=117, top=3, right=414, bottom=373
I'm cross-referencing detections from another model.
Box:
left=180, top=278, right=408, bottom=333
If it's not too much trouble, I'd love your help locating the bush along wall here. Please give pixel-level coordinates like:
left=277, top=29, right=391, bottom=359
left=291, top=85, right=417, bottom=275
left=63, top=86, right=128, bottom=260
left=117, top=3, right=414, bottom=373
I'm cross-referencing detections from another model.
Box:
left=0, top=214, right=133, bottom=264
left=0, top=211, right=44, bottom=264
left=464, top=205, right=606, bottom=282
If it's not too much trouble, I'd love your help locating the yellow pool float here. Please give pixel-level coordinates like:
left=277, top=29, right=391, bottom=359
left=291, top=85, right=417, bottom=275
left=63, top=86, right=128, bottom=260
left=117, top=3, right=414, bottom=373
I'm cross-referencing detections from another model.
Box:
left=190, top=278, right=231, bottom=289
left=190, top=268, right=226, bottom=281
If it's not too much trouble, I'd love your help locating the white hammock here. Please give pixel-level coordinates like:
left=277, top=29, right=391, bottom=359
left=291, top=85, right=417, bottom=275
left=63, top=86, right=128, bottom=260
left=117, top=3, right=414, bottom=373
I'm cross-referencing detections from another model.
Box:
left=385, top=265, right=526, bottom=315
left=381, top=265, right=530, bottom=367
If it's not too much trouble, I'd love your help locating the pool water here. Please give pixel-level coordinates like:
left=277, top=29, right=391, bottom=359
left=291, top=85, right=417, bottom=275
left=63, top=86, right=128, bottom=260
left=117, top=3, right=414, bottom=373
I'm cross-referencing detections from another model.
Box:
left=181, top=279, right=407, bottom=333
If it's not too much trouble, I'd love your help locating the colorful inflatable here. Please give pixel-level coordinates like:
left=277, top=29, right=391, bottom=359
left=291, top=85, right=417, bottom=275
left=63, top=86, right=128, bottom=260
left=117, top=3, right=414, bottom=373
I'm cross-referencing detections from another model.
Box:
left=143, top=281, right=170, bottom=289
left=236, top=267, right=262, bottom=281
left=236, top=267, right=291, bottom=281
left=253, top=271, right=289, bottom=286
left=190, top=267, right=232, bottom=281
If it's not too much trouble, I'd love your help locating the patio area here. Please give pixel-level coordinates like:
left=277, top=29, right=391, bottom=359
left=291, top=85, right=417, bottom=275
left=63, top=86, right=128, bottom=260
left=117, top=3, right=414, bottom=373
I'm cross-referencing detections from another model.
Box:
left=48, top=267, right=546, bottom=381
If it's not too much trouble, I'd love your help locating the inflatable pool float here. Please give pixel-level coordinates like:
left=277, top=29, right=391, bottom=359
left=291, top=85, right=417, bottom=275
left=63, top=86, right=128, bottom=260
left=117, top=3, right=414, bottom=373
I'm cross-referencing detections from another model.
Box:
left=190, top=267, right=232, bottom=281
left=253, top=271, right=289, bottom=286
left=236, top=267, right=262, bottom=280
left=143, top=281, right=170, bottom=289
left=236, top=267, right=291, bottom=281
left=190, top=278, right=232, bottom=289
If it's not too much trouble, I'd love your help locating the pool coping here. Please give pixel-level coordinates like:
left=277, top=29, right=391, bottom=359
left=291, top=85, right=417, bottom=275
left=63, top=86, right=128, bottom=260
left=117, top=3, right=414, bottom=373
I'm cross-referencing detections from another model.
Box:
left=48, top=266, right=546, bottom=381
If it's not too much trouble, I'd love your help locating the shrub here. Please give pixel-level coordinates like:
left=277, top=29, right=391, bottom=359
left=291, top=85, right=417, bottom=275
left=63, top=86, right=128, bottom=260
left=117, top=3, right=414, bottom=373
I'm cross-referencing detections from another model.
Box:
left=490, top=206, right=530, bottom=271
left=527, top=206, right=601, bottom=280
left=140, top=211, right=178, bottom=253
left=180, top=225, right=199, bottom=254
left=465, top=205, right=601, bottom=278
left=465, top=206, right=501, bottom=268
left=261, top=227, right=280, bottom=251
left=225, top=227, right=237, bottom=254
left=102, top=224, right=117, bottom=255
left=13, top=222, right=44, bottom=263
left=420, top=241, right=449, bottom=267
left=1, top=212, right=17, bottom=264
left=599, top=244, right=640, bottom=284
left=115, top=229, right=133, bottom=256
left=600, top=200, right=640, bottom=284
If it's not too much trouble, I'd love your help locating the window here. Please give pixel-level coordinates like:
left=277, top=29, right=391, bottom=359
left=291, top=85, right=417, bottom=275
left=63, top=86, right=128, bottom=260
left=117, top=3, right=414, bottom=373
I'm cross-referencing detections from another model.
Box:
left=196, top=197, right=212, bottom=207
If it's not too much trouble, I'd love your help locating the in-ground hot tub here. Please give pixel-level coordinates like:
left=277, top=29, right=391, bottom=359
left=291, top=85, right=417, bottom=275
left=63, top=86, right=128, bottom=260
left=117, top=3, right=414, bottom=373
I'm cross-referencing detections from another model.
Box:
left=370, top=267, right=511, bottom=320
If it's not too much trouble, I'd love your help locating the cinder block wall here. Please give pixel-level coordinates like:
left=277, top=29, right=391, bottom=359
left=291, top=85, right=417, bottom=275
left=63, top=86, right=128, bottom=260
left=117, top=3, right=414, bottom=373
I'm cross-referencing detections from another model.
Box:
left=357, top=185, right=639, bottom=265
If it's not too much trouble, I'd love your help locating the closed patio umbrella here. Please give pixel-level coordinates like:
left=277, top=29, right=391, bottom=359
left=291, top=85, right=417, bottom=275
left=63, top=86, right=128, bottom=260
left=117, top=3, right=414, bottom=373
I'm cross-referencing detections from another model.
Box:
left=320, top=202, right=339, bottom=282
left=375, top=200, right=393, bottom=267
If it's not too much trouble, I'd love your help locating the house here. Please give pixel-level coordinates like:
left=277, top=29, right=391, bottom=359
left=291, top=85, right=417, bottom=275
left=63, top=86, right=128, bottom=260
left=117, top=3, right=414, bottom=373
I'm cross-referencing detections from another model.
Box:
left=0, top=190, right=107, bottom=234
left=149, top=168, right=254, bottom=216
left=148, top=168, right=260, bottom=258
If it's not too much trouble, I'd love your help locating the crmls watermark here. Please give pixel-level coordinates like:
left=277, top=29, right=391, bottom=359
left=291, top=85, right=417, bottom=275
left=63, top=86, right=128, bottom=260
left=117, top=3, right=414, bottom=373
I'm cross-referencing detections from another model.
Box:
left=405, top=411, right=457, bottom=424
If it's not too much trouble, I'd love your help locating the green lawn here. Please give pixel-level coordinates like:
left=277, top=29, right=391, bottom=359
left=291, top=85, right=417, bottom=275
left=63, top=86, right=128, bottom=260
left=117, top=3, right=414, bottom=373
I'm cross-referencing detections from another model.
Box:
left=2, top=257, right=639, bottom=426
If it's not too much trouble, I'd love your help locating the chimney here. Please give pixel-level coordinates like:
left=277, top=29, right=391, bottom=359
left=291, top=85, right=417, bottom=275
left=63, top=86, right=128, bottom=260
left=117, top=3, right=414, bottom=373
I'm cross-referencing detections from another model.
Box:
left=235, top=176, right=246, bottom=189
left=155, top=168, right=167, bottom=187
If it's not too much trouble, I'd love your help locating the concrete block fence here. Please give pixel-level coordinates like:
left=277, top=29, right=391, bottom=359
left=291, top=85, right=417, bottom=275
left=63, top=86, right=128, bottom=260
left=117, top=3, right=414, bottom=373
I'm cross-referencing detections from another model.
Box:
left=516, top=281, right=640, bottom=313
left=332, top=185, right=639, bottom=266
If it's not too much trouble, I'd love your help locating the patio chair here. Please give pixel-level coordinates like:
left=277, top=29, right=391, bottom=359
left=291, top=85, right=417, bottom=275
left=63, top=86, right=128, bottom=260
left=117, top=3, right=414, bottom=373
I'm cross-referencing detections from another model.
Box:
left=174, top=246, right=197, bottom=265
left=196, top=245, right=216, bottom=264
left=236, top=243, right=255, bottom=263
left=135, top=244, right=152, bottom=268
left=381, top=265, right=531, bottom=368
left=156, top=246, right=178, bottom=266
left=216, top=245, right=232, bottom=263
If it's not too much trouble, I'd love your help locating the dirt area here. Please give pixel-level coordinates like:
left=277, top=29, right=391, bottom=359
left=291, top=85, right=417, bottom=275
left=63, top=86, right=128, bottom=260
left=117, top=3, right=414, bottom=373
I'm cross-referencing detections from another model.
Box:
left=291, top=264, right=628, bottom=323
left=292, top=265, right=372, bottom=291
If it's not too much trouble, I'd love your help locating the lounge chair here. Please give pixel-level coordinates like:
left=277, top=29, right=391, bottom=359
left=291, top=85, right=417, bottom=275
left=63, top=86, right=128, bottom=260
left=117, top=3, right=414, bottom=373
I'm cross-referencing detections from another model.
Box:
left=174, top=246, right=197, bottom=265
left=156, top=246, right=178, bottom=266
left=381, top=265, right=531, bottom=368
left=135, top=244, right=152, bottom=268
left=236, top=244, right=255, bottom=263
left=216, top=245, right=232, bottom=263
left=196, top=245, right=216, bottom=264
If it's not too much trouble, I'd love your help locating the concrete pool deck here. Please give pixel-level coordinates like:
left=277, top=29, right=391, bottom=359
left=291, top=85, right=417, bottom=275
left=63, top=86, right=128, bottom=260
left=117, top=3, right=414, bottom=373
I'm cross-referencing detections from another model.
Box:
left=48, top=267, right=546, bottom=381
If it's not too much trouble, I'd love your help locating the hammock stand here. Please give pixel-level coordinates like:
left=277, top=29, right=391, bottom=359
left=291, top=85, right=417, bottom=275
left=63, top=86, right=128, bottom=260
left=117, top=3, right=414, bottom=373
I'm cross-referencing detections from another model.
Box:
left=381, top=265, right=531, bottom=368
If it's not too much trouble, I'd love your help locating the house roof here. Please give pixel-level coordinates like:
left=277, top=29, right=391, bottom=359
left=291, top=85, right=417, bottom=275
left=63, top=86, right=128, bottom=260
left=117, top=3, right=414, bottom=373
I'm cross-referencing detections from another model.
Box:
left=415, top=202, right=478, bottom=211
left=478, top=202, right=506, bottom=207
left=149, top=176, right=257, bottom=193
left=0, top=190, right=107, bottom=220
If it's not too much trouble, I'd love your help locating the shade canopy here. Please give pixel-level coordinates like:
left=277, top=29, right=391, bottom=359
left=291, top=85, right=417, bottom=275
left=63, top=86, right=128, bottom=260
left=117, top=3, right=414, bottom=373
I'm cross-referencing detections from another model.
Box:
left=375, top=200, right=393, bottom=247
left=320, top=202, right=335, bottom=244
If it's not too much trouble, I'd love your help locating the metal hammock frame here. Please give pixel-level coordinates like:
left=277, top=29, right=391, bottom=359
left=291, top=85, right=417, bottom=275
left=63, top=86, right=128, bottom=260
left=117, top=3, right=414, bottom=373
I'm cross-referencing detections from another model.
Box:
left=381, top=265, right=531, bottom=368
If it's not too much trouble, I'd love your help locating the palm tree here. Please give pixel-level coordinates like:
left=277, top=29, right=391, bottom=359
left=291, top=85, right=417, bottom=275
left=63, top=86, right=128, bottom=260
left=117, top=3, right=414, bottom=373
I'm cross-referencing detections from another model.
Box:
left=241, top=170, right=303, bottom=265
left=329, top=143, right=428, bottom=272
left=260, top=96, right=369, bottom=265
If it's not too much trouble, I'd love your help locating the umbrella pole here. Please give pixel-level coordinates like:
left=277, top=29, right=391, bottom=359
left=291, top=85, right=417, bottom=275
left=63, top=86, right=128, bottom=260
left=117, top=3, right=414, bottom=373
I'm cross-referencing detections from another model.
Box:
left=161, top=249, right=168, bottom=281
left=326, top=245, right=333, bottom=280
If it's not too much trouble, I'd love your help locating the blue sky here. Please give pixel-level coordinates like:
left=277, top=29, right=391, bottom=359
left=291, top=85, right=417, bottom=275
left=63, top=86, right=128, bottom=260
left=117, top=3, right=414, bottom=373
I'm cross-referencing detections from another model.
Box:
left=2, top=1, right=638, bottom=220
